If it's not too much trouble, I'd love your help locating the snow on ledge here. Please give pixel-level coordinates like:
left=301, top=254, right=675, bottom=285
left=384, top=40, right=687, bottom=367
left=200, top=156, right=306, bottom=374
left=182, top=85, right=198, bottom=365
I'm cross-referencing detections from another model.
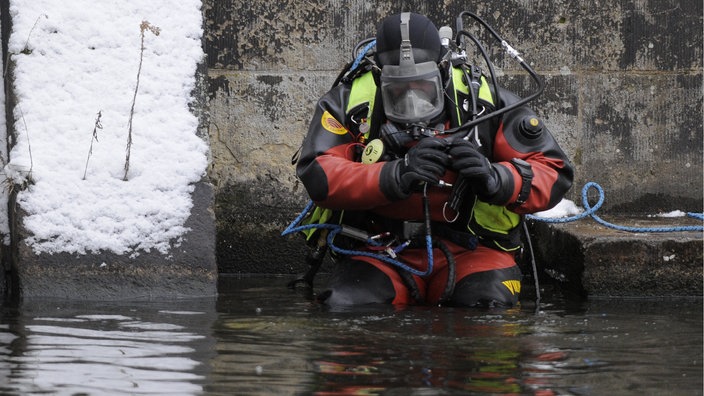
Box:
left=7, top=1, right=207, bottom=255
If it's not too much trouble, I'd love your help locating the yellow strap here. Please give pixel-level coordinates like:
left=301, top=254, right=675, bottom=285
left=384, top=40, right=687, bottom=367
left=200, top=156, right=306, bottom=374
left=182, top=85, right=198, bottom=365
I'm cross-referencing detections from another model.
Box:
left=477, top=75, right=493, bottom=104
left=451, top=67, right=469, bottom=124
left=301, top=206, right=334, bottom=240
left=451, top=66, right=494, bottom=124
left=345, top=71, right=377, bottom=139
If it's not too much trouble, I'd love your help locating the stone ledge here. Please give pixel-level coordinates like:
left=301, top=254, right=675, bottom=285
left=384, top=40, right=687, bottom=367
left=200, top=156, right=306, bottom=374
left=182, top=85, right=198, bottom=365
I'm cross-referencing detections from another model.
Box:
left=15, top=259, right=217, bottom=300
left=11, top=181, right=218, bottom=300
left=529, top=216, right=703, bottom=298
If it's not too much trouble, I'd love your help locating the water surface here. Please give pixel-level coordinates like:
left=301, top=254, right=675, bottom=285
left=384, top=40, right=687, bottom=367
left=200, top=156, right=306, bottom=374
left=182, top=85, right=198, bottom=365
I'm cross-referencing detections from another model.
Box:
left=1, top=275, right=701, bottom=395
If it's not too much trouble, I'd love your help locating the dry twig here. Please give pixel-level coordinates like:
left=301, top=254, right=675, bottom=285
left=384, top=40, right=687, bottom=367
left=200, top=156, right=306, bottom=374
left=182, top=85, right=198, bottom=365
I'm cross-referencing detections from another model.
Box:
left=82, top=110, right=103, bottom=180
left=123, top=21, right=160, bottom=181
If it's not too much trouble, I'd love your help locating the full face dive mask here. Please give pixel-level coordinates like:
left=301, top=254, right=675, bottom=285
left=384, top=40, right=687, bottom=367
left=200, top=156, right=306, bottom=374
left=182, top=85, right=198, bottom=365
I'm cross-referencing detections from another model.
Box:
left=380, top=13, right=444, bottom=126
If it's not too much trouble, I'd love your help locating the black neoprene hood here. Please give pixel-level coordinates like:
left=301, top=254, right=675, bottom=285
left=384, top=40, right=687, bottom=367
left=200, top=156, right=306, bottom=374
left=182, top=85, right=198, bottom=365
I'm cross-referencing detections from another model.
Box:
left=375, top=12, right=442, bottom=66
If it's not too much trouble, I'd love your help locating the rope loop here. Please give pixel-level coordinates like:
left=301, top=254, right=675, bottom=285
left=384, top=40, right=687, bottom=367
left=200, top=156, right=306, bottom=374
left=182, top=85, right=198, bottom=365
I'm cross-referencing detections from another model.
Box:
left=527, top=182, right=704, bottom=233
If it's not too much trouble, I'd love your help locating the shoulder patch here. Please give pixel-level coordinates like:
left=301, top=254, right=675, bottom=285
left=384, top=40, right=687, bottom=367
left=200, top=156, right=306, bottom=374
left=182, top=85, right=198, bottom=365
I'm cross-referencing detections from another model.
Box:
left=321, top=111, right=348, bottom=135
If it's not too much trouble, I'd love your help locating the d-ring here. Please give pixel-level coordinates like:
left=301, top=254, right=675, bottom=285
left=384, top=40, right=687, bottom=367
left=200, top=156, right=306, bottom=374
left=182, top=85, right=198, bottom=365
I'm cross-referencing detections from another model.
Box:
left=442, top=201, right=460, bottom=223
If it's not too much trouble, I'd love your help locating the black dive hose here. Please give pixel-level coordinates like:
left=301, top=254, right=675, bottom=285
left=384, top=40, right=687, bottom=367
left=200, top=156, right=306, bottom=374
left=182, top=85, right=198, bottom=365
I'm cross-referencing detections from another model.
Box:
left=522, top=221, right=541, bottom=309
left=287, top=241, right=328, bottom=290
left=398, top=184, right=457, bottom=304
left=435, top=239, right=456, bottom=303
left=443, top=13, right=545, bottom=136
left=442, top=37, right=543, bottom=135
left=445, top=13, right=546, bottom=214
left=396, top=234, right=457, bottom=304
left=444, top=75, right=476, bottom=215
left=331, top=61, right=354, bottom=88
left=456, top=30, right=500, bottom=118
left=423, top=185, right=457, bottom=302
left=446, top=31, right=492, bottom=215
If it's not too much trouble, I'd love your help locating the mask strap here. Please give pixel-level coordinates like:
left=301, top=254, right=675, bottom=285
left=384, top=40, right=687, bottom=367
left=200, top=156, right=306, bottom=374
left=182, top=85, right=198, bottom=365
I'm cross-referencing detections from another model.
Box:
left=399, top=12, right=414, bottom=70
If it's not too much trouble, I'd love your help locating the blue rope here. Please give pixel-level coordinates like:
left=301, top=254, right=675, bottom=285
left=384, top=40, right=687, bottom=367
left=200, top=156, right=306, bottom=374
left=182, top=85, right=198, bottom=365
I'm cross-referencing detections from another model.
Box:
left=281, top=199, right=434, bottom=277
left=350, top=40, right=376, bottom=71
left=527, top=182, right=704, bottom=233
left=325, top=227, right=434, bottom=277
left=285, top=200, right=316, bottom=233
left=689, top=212, right=704, bottom=221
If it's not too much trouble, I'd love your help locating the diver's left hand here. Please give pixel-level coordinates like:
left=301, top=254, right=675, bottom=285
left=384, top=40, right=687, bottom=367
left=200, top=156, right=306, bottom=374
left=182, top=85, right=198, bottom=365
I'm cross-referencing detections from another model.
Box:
left=448, top=140, right=500, bottom=199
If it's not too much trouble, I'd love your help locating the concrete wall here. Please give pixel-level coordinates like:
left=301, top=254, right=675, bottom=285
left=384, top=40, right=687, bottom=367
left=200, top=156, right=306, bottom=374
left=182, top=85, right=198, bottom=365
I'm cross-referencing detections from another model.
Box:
left=204, top=0, right=702, bottom=274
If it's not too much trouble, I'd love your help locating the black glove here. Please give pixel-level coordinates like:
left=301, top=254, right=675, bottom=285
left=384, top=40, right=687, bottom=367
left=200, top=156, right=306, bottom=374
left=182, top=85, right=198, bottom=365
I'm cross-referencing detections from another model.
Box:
left=449, top=139, right=501, bottom=200
left=398, top=138, right=450, bottom=193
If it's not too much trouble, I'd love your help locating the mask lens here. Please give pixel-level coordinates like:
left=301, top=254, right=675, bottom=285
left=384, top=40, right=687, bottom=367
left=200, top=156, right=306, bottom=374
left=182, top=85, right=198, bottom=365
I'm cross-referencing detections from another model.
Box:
left=380, top=62, right=444, bottom=124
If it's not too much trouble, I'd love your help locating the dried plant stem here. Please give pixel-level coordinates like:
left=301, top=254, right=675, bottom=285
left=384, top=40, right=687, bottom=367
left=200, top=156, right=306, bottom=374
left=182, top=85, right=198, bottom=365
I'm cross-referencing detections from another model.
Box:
left=123, top=21, right=160, bottom=181
left=2, top=14, right=46, bottom=175
left=4, top=14, right=47, bottom=78
left=82, top=110, right=102, bottom=180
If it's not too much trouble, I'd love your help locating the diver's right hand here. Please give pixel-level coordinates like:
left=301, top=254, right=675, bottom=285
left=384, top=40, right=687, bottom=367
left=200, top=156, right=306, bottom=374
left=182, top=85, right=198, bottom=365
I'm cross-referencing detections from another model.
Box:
left=397, top=138, right=450, bottom=193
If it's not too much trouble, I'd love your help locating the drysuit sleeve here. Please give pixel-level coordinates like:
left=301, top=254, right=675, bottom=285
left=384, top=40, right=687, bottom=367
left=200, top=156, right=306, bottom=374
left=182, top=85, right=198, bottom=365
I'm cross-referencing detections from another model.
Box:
left=489, top=89, right=574, bottom=214
left=296, top=85, right=398, bottom=210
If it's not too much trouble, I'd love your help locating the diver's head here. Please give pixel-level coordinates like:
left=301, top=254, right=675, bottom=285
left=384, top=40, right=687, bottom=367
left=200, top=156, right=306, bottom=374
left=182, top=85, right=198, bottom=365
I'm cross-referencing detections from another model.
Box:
left=375, top=12, right=444, bottom=126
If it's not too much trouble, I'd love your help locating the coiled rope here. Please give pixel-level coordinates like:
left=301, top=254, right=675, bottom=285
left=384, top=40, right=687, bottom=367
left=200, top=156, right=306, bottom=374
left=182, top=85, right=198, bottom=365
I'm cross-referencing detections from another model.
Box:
left=281, top=201, right=434, bottom=277
left=526, top=182, right=704, bottom=233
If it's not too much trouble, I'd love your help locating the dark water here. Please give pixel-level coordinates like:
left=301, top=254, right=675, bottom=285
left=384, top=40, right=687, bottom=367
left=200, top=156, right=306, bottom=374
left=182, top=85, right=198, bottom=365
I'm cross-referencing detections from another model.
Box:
left=0, top=276, right=701, bottom=396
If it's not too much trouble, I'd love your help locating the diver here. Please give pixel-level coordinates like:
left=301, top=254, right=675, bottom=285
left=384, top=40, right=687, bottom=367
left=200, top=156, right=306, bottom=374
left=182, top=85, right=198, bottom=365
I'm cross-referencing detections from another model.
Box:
left=293, top=12, right=574, bottom=308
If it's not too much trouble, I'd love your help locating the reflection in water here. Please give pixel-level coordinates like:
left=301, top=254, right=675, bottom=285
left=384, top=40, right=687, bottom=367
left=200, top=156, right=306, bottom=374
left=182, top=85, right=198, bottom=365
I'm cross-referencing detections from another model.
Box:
left=303, top=309, right=550, bottom=395
left=0, top=278, right=702, bottom=395
left=210, top=278, right=702, bottom=395
left=1, top=300, right=216, bottom=395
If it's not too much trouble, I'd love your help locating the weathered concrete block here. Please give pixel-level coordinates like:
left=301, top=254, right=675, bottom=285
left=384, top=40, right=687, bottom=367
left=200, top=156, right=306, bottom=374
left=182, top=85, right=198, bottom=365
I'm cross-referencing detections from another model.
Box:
left=578, top=73, right=703, bottom=213
left=13, top=181, right=218, bottom=300
left=215, top=182, right=312, bottom=275
left=530, top=217, right=703, bottom=298
left=206, top=69, right=335, bottom=274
